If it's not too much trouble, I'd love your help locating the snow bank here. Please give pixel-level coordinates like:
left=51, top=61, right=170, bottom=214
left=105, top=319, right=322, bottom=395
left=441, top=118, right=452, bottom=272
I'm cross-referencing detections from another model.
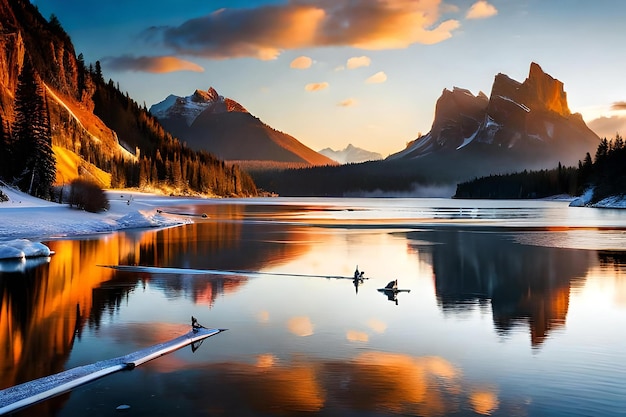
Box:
left=0, top=239, right=52, bottom=259
left=0, top=187, right=197, bottom=241
left=569, top=188, right=593, bottom=207
left=0, top=239, right=53, bottom=272
left=569, top=188, right=626, bottom=208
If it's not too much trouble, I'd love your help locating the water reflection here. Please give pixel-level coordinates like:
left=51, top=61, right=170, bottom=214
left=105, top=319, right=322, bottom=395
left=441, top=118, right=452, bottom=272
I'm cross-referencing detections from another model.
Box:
left=0, top=210, right=315, bottom=393
left=406, top=229, right=595, bottom=347
left=1, top=200, right=626, bottom=417
left=127, top=352, right=513, bottom=416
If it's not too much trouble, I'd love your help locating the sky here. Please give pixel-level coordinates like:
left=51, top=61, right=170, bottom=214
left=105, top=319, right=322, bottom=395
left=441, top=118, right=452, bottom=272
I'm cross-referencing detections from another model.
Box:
left=31, top=0, right=626, bottom=157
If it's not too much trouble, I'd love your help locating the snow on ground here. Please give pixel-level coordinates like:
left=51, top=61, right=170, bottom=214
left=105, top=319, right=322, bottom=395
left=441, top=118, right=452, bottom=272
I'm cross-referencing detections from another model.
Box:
left=0, top=186, right=201, bottom=259
left=567, top=188, right=626, bottom=208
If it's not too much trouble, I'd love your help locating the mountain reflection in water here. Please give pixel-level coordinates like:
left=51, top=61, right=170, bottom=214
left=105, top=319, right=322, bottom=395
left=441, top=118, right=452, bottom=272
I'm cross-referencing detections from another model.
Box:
left=406, top=229, right=593, bottom=346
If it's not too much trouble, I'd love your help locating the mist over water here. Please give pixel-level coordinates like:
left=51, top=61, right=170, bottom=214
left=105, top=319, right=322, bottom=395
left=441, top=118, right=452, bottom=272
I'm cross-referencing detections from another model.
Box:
left=1, top=198, right=625, bottom=416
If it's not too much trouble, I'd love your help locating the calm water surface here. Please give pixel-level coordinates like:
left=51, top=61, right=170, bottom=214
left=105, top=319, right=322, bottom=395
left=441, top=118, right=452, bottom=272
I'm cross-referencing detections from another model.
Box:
left=1, top=198, right=626, bottom=416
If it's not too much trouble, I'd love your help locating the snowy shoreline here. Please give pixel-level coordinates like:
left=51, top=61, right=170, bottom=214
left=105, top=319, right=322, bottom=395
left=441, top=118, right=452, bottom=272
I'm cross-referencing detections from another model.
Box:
left=0, top=186, right=200, bottom=244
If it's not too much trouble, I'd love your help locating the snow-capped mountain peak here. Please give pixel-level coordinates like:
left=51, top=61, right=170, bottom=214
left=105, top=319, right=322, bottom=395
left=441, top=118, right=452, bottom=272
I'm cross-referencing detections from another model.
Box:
left=149, top=87, right=246, bottom=126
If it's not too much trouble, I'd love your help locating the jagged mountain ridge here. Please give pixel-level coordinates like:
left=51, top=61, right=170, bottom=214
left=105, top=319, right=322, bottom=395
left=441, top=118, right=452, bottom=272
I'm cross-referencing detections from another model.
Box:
left=318, top=144, right=383, bottom=164
left=389, top=62, right=599, bottom=169
left=150, top=88, right=336, bottom=166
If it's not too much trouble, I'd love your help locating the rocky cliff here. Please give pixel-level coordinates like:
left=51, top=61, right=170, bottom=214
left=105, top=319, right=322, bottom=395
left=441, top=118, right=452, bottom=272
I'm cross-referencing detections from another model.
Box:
left=389, top=62, right=599, bottom=169
left=0, top=0, right=122, bottom=185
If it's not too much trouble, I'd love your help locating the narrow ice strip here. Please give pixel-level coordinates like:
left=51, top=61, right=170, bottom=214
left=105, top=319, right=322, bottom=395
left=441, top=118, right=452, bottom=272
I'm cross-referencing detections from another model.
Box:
left=0, top=327, right=224, bottom=414
left=99, top=264, right=367, bottom=280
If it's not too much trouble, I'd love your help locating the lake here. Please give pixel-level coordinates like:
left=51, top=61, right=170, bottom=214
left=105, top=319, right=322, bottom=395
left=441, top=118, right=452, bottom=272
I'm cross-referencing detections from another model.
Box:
left=1, top=198, right=625, bottom=416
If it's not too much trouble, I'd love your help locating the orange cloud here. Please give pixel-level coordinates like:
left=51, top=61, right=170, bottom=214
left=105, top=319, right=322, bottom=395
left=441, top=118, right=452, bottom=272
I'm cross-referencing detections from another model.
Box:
left=466, top=1, right=498, bottom=19
left=587, top=115, right=626, bottom=140
left=611, top=101, right=626, bottom=111
left=150, top=0, right=461, bottom=60
left=104, top=55, right=204, bottom=73
left=338, top=98, right=357, bottom=107
left=347, top=56, right=371, bottom=69
left=366, top=71, right=387, bottom=84
left=305, top=82, right=329, bottom=92
left=290, top=55, right=313, bottom=69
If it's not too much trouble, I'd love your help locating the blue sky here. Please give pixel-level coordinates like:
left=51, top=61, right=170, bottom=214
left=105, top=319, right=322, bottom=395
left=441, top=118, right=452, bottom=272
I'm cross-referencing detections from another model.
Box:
left=33, top=0, right=626, bottom=156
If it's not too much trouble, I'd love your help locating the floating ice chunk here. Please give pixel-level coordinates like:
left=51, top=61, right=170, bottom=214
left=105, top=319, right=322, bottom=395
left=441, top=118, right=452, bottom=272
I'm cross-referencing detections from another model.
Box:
left=0, top=239, right=52, bottom=260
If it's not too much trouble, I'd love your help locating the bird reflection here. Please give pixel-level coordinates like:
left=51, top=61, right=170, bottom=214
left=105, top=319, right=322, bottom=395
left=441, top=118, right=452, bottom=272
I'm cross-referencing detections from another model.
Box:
left=353, top=266, right=366, bottom=294
left=377, top=280, right=410, bottom=305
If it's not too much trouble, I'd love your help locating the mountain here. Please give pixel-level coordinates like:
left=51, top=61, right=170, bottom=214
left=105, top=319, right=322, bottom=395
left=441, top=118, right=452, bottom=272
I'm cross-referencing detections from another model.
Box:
left=150, top=88, right=336, bottom=166
left=388, top=62, right=599, bottom=169
left=253, top=63, right=601, bottom=197
left=318, top=144, right=383, bottom=164
left=0, top=0, right=256, bottom=197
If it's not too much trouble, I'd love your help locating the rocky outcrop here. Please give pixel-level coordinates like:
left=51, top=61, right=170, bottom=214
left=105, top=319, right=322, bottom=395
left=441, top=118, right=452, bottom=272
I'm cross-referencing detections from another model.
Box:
left=389, top=62, right=599, bottom=170
left=0, top=30, right=24, bottom=118
left=0, top=0, right=137, bottom=184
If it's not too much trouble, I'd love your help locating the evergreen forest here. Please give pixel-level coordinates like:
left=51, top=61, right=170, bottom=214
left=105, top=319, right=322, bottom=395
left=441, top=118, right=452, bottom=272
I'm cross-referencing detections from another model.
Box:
left=455, top=136, right=626, bottom=203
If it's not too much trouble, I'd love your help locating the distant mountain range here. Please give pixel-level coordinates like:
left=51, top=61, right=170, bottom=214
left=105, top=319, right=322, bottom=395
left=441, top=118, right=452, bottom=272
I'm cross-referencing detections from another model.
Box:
left=150, top=88, right=336, bottom=167
left=318, top=144, right=383, bottom=164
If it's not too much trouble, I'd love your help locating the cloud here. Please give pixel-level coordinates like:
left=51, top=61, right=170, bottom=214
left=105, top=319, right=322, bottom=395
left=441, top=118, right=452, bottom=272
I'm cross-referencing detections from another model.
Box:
left=338, top=98, right=357, bottom=107
left=103, top=55, right=204, bottom=73
left=149, top=0, right=461, bottom=60
left=611, top=101, right=626, bottom=111
left=290, top=55, right=313, bottom=69
left=366, top=71, right=387, bottom=84
left=587, top=115, right=626, bottom=139
left=346, top=56, right=371, bottom=69
left=102, top=55, right=204, bottom=74
left=305, top=82, right=329, bottom=92
left=466, top=1, right=498, bottom=19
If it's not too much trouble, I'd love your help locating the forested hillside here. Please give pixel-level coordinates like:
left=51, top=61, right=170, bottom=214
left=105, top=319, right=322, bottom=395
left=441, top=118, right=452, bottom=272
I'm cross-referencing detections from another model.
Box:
left=0, top=0, right=257, bottom=199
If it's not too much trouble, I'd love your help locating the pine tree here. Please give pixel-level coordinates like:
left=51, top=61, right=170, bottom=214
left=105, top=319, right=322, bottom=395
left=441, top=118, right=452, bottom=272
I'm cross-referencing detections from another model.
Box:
left=0, top=114, right=6, bottom=181
left=77, top=52, right=86, bottom=98
left=11, top=58, right=56, bottom=198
